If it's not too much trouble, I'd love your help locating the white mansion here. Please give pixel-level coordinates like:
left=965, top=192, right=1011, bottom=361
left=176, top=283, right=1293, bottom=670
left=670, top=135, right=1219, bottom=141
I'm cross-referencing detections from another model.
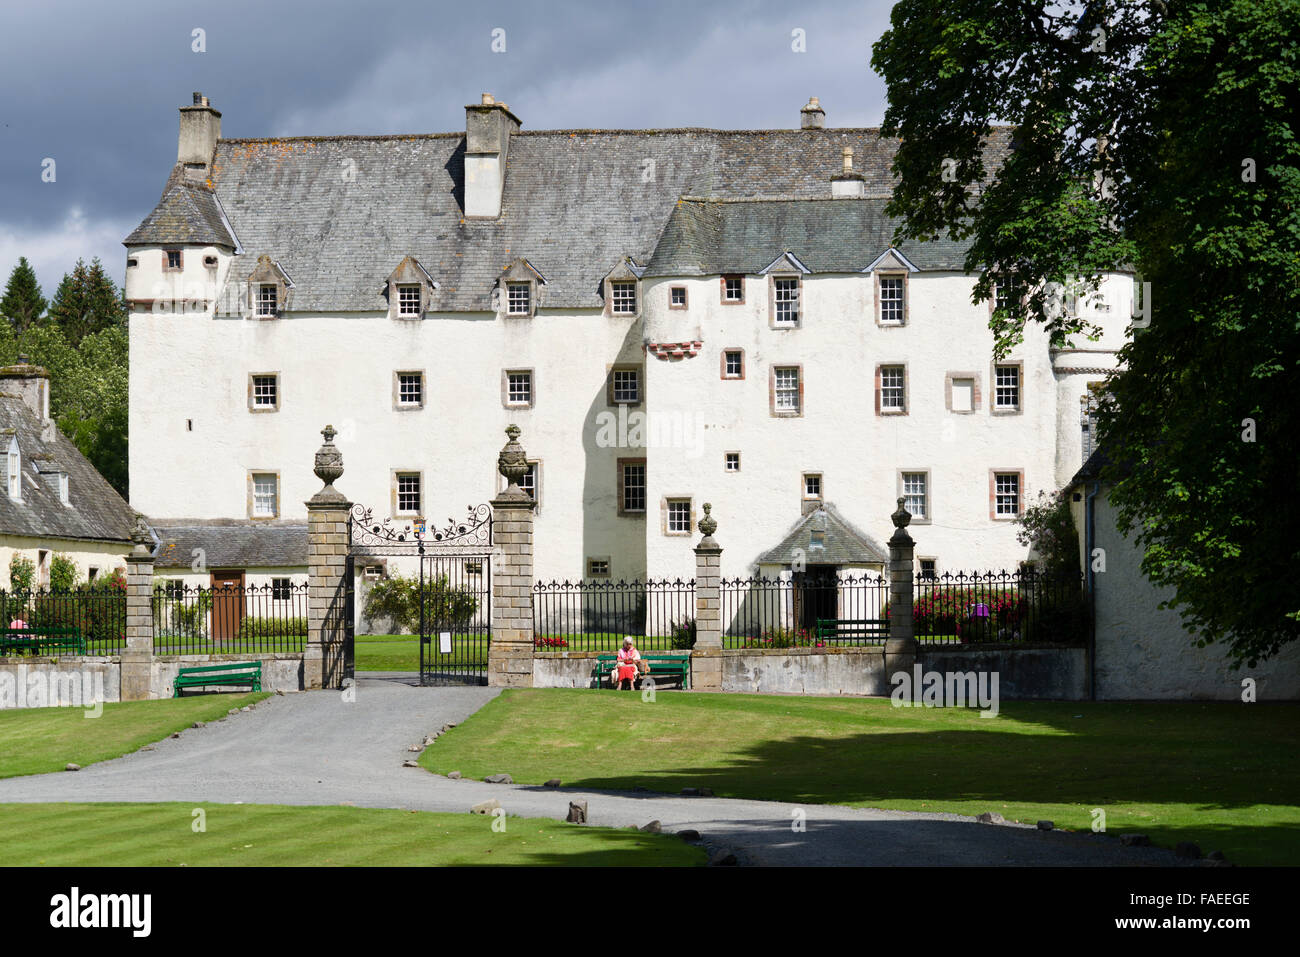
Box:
left=125, top=93, right=1131, bottom=585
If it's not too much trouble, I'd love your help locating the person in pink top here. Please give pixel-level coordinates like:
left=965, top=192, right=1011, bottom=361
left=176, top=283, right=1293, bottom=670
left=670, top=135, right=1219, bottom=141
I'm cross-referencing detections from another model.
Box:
left=613, top=636, right=641, bottom=690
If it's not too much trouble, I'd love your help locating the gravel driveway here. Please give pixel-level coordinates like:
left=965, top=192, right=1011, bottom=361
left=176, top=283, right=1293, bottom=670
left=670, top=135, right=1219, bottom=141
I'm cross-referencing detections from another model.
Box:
left=0, top=674, right=1192, bottom=866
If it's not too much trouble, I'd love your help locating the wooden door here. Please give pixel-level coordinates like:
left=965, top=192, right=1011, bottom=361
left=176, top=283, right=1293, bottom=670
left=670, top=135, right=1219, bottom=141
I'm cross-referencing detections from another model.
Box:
left=210, top=570, right=245, bottom=643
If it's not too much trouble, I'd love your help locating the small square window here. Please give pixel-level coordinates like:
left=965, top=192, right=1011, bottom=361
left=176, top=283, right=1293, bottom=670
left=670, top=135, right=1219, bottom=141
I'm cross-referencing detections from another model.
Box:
left=251, top=473, right=279, bottom=518
left=723, top=350, right=743, bottom=379
left=397, top=284, right=422, bottom=317
left=397, top=372, right=424, bottom=407
left=396, top=472, right=421, bottom=514
left=881, top=366, right=906, bottom=412
left=725, top=452, right=740, bottom=472
left=505, top=370, right=533, bottom=407
left=803, top=473, right=822, bottom=500
left=722, top=276, right=743, bottom=302
left=519, top=462, right=538, bottom=501
left=165, top=250, right=182, bottom=270
left=611, top=368, right=640, bottom=404
left=506, top=282, right=531, bottom=316
left=256, top=285, right=278, bottom=318
left=880, top=276, right=905, bottom=324
left=995, top=365, right=1021, bottom=410
left=611, top=281, right=637, bottom=315
left=919, top=558, right=937, bottom=580
left=669, top=286, right=687, bottom=308
left=666, top=499, right=692, bottom=534
left=587, top=558, right=610, bottom=578
left=774, top=277, right=800, bottom=326
left=271, top=578, right=292, bottom=601
left=251, top=374, right=278, bottom=410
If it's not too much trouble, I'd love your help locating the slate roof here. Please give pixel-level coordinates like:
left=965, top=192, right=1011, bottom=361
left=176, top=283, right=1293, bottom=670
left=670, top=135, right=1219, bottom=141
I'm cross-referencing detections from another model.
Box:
left=123, top=166, right=239, bottom=248
left=0, top=390, right=136, bottom=544
left=151, top=521, right=308, bottom=569
left=643, top=197, right=969, bottom=276
left=129, top=125, right=1011, bottom=313
left=758, top=504, right=889, bottom=566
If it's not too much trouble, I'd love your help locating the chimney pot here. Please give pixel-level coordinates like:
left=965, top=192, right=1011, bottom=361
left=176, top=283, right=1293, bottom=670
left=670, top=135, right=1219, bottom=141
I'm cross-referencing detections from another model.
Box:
left=193, top=91, right=203, bottom=105
left=800, top=96, right=826, bottom=129
left=482, top=93, right=495, bottom=105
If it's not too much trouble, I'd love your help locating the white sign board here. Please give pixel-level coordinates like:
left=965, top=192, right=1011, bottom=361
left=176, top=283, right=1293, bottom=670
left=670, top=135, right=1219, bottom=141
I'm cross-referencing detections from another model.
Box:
left=439, top=631, right=452, bottom=654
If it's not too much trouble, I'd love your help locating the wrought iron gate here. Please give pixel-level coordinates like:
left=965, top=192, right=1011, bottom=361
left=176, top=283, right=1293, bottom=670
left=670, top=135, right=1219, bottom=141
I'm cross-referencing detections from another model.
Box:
left=350, top=503, right=494, bottom=686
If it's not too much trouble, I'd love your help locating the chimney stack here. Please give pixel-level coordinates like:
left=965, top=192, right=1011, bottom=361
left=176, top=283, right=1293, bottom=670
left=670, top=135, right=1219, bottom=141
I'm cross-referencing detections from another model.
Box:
left=831, top=144, right=865, bottom=198
left=464, top=93, right=521, bottom=218
left=0, top=354, right=51, bottom=423
left=800, top=97, right=825, bottom=129
left=178, top=92, right=221, bottom=182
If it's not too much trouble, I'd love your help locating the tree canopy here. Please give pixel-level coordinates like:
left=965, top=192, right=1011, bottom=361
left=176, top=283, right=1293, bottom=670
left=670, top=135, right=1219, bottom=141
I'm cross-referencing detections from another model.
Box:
left=0, top=258, right=48, bottom=336
left=873, top=0, right=1300, bottom=665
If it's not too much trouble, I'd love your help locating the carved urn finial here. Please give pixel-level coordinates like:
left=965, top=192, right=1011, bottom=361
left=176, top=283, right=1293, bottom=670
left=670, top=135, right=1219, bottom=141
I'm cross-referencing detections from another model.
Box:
left=698, top=502, right=717, bottom=537
left=313, top=424, right=344, bottom=489
left=130, top=514, right=154, bottom=557
left=496, top=424, right=530, bottom=499
left=891, top=496, right=911, bottom=530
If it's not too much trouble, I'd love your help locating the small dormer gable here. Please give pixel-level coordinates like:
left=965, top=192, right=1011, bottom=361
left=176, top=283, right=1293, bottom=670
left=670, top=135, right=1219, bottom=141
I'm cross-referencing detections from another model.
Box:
left=601, top=257, right=645, bottom=318
left=759, top=251, right=811, bottom=276
left=383, top=256, right=438, bottom=320
left=495, top=258, right=547, bottom=318
left=246, top=255, right=293, bottom=319
left=863, top=248, right=920, bottom=274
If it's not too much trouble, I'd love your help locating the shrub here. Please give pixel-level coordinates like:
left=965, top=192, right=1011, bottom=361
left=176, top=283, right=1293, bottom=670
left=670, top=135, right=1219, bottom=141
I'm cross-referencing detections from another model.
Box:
left=49, top=553, right=80, bottom=592
left=669, top=617, right=696, bottom=650
left=534, top=636, right=569, bottom=649
left=742, top=626, right=816, bottom=649
left=363, top=574, right=478, bottom=634
left=239, top=616, right=307, bottom=640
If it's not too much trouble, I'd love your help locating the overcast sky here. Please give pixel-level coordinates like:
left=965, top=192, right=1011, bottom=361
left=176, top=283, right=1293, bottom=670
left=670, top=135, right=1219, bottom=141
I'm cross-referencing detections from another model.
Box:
left=0, top=0, right=895, bottom=297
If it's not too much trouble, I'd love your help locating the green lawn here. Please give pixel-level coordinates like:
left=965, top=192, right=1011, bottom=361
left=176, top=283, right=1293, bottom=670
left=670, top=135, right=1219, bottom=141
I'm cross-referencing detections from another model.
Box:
left=153, top=638, right=305, bottom=654
left=420, top=689, right=1300, bottom=865
left=0, top=693, right=268, bottom=778
left=0, top=803, right=704, bottom=866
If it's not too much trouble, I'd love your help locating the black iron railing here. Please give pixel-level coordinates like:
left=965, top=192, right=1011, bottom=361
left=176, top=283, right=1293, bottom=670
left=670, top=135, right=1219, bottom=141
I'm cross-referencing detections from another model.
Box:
left=152, top=581, right=309, bottom=654
left=0, top=587, right=128, bottom=655
left=911, top=569, right=1088, bottom=646
left=532, top=578, right=696, bottom=652
left=720, top=574, right=890, bottom=647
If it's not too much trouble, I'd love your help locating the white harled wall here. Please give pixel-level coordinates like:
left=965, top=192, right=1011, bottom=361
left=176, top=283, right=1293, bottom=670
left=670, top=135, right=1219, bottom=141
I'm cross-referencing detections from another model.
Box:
left=129, top=251, right=1130, bottom=583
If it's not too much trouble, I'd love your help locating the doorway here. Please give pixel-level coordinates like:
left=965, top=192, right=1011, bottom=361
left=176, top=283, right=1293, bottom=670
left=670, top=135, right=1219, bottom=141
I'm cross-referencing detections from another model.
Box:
left=795, top=564, right=839, bottom=632
left=210, top=569, right=245, bottom=643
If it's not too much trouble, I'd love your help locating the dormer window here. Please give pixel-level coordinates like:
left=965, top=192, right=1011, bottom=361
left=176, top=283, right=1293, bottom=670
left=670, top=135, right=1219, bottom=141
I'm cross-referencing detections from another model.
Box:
left=602, top=259, right=642, bottom=318
left=383, top=256, right=436, bottom=320
left=397, top=284, right=422, bottom=317
left=773, top=277, right=800, bottom=326
left=611, top=281, right=637, bottom=315
left=6, top=438, right=20, bottom=502
left=507, top=282, right=531, bottom=316
left=256, top=284, right=278, bottom=317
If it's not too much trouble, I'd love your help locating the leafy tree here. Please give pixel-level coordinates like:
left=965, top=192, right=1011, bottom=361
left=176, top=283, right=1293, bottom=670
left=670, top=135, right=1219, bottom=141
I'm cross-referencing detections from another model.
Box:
left=1016, top=490, right=1082, bottom=579
left=49, top=554, right=80, bottom=592
left=0, top=258, right=47, bottom=335
left=873, top=1, right=1300, bottom=665
left=46, top=257, right=125, bottom=346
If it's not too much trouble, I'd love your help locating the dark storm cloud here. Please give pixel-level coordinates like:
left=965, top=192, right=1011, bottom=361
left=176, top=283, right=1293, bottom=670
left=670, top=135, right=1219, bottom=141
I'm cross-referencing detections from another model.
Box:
left=0, top=0, right=892, bottom=294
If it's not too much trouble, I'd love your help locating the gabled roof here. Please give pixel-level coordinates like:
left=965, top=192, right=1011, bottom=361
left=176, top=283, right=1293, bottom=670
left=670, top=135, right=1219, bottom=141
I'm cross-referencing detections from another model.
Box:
left=758, top=504, right=889, bottom=566
left=176, top=126, right=1010, bottom=313
left=124, top=166, right=239, bottom=249
left=151, top=520, right=308, bottom=569
left=0, top=393, right=136, bottom=545
left=643, top=197, right=973, bottom=277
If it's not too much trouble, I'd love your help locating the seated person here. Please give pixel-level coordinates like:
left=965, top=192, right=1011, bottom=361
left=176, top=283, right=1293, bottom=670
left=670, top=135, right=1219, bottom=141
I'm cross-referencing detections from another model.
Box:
left=614, top=636, right=641, bottom=689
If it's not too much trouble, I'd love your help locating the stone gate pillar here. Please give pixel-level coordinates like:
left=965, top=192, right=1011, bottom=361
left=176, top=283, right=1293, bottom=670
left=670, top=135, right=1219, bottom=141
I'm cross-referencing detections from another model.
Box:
left=886, top=497, right=918, bottom=675
left=489, top=425, right=535, bottom=688
left=305, top=425, right=352, bottom=690
left=120, top=516, right=156, bottom=701
left=691, top=503, right=723, bottom=692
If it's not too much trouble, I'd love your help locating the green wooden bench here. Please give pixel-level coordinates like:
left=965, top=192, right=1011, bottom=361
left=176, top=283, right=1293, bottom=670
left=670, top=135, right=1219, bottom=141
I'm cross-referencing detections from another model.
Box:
left=594, top=653, right=691, bottom=690
left=0, top=627, right=85, bottom=656
left=815, top=618, right=890, bottom=642
left=173, top=661, right=263, bottom=697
